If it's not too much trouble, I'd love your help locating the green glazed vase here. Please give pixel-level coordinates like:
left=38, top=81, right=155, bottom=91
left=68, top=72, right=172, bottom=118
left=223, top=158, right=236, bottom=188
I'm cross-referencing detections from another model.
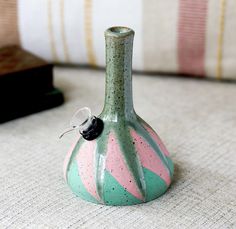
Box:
left=64, top=26, right=174, bottom=206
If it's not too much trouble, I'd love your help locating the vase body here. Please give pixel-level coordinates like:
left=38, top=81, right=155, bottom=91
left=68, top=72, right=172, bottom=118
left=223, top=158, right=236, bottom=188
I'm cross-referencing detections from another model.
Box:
left=64, top=27, right=174, bottom=206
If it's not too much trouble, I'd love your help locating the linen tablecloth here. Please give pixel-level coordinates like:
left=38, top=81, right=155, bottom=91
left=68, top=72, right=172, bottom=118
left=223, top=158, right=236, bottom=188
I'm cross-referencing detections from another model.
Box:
left=0, top=67, right=235, bottom=228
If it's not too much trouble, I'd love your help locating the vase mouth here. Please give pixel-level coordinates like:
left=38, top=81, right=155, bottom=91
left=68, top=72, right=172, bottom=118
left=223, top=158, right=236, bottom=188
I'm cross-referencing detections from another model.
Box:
left=105, top=26, right=134, bottom=38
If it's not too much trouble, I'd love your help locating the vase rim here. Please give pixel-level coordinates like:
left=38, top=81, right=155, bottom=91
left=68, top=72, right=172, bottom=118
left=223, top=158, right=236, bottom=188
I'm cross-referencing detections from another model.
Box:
left=105, top=26, right=134, bottom=38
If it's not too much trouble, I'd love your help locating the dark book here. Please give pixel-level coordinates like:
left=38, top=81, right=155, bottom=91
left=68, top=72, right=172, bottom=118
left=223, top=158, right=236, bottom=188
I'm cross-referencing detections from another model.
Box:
left=0, top=46, right=64, bottom=123
left=0, top=46, right=54, bottom=96
left=0, top=88, right=64, bottom=123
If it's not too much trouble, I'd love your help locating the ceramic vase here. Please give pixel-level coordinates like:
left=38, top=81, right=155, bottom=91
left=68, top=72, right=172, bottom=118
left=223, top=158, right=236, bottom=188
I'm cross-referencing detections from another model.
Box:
left=64, top=27, right=174, bottom=206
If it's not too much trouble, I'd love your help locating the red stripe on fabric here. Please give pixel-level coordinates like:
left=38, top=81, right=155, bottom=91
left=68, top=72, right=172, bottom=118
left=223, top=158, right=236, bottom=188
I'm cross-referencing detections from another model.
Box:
left=178, top=0, right=208, bottom=76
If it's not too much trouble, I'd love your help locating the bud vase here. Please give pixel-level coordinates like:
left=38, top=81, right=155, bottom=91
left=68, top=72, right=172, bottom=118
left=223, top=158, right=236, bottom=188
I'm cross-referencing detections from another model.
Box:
left=63, top=26, right=174, bottom=206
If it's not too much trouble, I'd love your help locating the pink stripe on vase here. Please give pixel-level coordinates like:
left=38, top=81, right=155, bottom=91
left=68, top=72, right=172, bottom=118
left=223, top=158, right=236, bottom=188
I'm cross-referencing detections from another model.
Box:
left=105, top=132, right=143, bottom=200
left=143, top=125, right=170, bottom=157
left=178, top=0, right=208, bottom=76
left=131, top=130, right=171, bottom=186
left=76, top=140, right=100, bottom=201
left=63, top=136, right=80, bottom=182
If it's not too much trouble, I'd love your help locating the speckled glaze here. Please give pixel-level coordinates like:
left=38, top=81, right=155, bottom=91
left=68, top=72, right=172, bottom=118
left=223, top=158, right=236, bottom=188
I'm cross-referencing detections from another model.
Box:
left=64, top=27, right=174, bottom=205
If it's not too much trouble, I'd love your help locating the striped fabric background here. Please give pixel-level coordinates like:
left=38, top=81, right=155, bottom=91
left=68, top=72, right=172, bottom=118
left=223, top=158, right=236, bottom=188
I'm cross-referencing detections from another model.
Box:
left=0, top=0, right=235, bottom=80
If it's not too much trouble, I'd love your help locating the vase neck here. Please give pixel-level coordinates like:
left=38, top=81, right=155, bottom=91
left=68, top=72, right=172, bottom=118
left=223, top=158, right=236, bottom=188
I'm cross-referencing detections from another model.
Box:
left=102, top=27, right=135, bottom=121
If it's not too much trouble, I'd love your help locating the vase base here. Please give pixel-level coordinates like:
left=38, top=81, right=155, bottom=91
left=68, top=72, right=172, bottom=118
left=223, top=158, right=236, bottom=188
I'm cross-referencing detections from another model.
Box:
left=67, top=160, right=173, bottom=206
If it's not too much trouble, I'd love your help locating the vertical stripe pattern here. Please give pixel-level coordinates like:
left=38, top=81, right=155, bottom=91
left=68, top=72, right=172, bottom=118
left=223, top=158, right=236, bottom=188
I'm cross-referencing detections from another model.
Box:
left=178, top=0, right=208, bottom=76
left=48, top=0, right=58, bottom=61
left=0, top=0, right=19, bottom=47
left=216, top=0, right=227, bottom=80
left=143, top=0, right=178, bottom=73
left=84, top=0, right=97, bottom=67
left=5, top=1, right=236, bottom=79
left=60, top=0, right=71, bottom=62
left=92, top=0, right=142, bottom=69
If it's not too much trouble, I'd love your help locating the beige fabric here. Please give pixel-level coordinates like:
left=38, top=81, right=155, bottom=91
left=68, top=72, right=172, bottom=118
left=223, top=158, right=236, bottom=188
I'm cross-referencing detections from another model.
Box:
left=0, top=0, right=19, bottom=47
left=143, top=0, right=178, bottom=73
left=1, top=0, right=236, bottom=79
left=0, top=67, right=236, bottom=228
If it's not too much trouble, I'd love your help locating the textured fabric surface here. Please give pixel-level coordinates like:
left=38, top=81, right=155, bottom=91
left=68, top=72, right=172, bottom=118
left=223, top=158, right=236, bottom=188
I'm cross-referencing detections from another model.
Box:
left=0, top=67, right=236, bottom=228
left=1, top=0, right=236, bottom=79
left=0, top=0, right=19, bottom=47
